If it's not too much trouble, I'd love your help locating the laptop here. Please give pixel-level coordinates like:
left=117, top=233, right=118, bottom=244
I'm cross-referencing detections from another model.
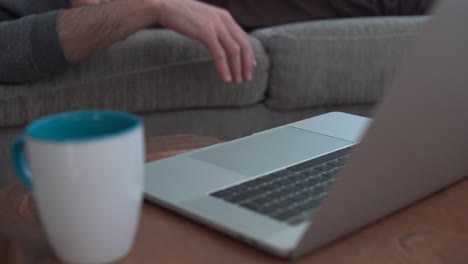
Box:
left=144, top=0, right=468, bottom=258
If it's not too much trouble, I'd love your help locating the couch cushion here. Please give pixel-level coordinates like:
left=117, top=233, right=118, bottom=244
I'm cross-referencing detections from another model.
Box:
left=252, top=16, right=428, bottom=110
left=0, top=29, right=269, bottom=127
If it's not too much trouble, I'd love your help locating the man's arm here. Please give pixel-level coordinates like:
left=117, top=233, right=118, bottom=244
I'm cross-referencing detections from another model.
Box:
left=59, top=0, right=255, bottom=84
left=0, top=0, right=254, bottom=84
left=58, top=0, right=157, bottom=64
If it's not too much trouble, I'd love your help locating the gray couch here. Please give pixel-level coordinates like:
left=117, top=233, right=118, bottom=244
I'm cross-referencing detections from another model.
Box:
left=0, top=16, right=428, bottom=185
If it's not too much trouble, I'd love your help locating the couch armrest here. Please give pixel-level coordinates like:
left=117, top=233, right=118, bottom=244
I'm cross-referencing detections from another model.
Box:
left=0, top=30, right=269, bottom=128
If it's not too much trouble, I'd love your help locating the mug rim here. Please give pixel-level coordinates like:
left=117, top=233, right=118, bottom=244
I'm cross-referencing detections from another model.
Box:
left=26, top=110, right=142, bottom=143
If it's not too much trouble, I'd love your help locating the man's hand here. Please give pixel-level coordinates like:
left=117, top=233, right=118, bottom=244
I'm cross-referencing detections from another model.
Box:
left=154, top=0, right=256, bottom=83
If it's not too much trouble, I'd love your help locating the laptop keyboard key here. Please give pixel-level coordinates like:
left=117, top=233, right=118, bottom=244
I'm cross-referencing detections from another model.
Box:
left=288, top=160, right=319, bottom=172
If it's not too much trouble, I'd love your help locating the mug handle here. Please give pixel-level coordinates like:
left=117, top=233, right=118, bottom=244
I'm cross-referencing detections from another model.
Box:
left=11, top=136, right=32, bottom=192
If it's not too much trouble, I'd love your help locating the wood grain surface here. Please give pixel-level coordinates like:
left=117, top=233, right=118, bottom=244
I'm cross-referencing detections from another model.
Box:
left=1, top=135, right=468, bottom=264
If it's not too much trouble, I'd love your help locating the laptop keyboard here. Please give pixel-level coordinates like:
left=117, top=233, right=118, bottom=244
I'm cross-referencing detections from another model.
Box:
left=210, top=147, right=352, bottom=225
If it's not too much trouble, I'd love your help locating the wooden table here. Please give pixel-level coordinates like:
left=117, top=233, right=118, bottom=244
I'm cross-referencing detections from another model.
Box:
left=2, top=135, right=468, bottom=264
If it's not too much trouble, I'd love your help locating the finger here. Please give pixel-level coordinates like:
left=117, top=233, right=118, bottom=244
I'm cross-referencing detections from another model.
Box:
left=205, top=37, right=231, bottom=83
left=218, top=27, right=242, bottom=84
left=240, top=37, right=254, bottom=82
left=225, top=19, right=255, bottom=81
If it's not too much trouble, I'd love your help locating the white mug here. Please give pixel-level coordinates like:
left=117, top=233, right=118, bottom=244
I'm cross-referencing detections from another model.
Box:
left=11, top=110, right=144, bottom=263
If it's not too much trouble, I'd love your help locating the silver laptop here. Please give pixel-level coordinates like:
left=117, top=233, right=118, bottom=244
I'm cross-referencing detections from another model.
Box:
left=144, top=1, right=468, bottom=258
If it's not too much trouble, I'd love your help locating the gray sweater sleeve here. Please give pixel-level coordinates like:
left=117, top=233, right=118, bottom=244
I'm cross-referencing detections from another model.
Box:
left=0, top=10, right=69, bottom=84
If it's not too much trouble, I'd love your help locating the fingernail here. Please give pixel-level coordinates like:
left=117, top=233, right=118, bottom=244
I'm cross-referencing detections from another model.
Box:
left=253, top=59, right=257, bottom=67
left=247, top=73, right=252, bottom=81
left=237, top=76, right=243, bottom=84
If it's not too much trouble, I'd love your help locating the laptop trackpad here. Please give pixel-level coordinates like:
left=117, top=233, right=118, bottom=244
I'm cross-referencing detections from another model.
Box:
left=190, top=127, right=352, bottom=177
